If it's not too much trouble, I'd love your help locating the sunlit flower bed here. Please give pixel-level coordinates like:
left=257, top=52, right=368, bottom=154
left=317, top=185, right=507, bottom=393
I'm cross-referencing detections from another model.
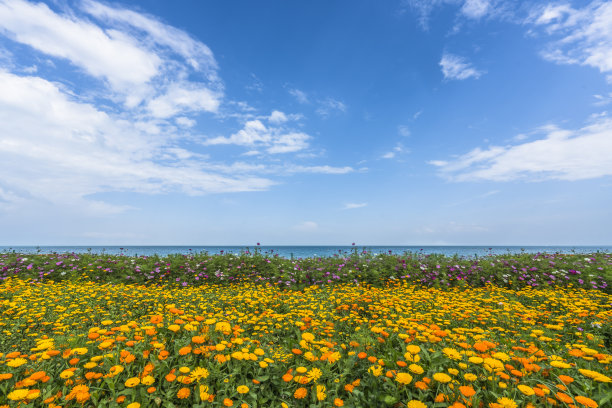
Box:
left=1, top=262, right=611, bottom=408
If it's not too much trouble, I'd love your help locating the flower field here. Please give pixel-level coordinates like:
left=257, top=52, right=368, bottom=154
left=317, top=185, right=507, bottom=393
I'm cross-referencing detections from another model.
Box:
left=0, top=251, right=611, bottom=407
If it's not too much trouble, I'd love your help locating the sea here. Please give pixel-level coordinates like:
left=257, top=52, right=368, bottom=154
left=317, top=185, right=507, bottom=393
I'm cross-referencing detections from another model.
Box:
left=1, top=245, right=611, bottom=259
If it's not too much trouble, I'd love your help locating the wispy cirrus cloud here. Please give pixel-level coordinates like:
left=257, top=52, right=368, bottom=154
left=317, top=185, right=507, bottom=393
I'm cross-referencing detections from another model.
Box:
left=527, top=1, right=612, bottom=83
left=343, top=202, right=367, bottom=210
left=430, top=116, right=612, bottom=181
left=316, top=97, right=347, bottom=117
left=439, top=52, right=484, bottom=80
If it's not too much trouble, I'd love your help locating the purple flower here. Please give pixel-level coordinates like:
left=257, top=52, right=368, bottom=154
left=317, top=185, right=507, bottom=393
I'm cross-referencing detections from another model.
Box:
left=26, top=264, right=33, bottom=270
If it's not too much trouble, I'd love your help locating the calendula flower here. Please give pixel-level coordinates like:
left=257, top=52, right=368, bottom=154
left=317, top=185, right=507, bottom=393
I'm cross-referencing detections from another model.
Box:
left=307, top=368, right=322, bottom=382
left=406, top=401, right=427, bottom=408
left=433, top=372, right=451, bottom=383
left=334, top=398, right=344, bottom=407
left=177, top=387, right=190, bottom=399
left=575, top=395, right=598, bottom=408
left=7, top=358, right=27, bottom=367
left=223, top=398, right=234, bottom=406
left=8, top=389, right=29, bottom=401
left=294, top=387, right=307, bottom=399
left=237, top=385, right=249, bottom=394
left=497, top=397, right=518, bottom=408
left=190, top=367, right=209, bottom=382
left=126, top=403, right=141, bottom=408
left=517, top=384, right=535, bottom=396
left=396, top=372, right=413, bottom=385
left=409, top=364, right=424, bottom=374
left=125, top=377, right=140, bottom=387
left=65, top=384, right=90, bottom=403
left=459, top=385, right=476, bottom=397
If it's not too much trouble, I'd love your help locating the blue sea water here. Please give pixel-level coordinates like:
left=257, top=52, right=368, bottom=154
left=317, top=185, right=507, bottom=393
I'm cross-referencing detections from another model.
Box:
left=1, top=245, right=611, bottom=258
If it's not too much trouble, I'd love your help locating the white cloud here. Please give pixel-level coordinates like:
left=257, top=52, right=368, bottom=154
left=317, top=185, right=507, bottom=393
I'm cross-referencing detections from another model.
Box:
left=286, top=165, right=354, bottom=174
left=430, top=116, right=612, bottom=181
left=316, top=97, right=347, bottom=117
left=343, top=202, right=367, bottom=210
left=461, top=0, right=490, bottom=19
left=294, top=221, right=318, bottom=232
left=268, top=110, right=288, bottom=124
left=203, top=120, right=311, bottom=154
left=175, top=116, right=196, bottom=128
left=0, top=70, right=273, bottom=213
left=0, top=0, right=159, bottom=91
left=289, top=88, right=309, bottom=103
left=0, top=0, right=222, bottom=114
left=440, top=52, right=484, bottom=80
left=398, top=125, right=411, bottom=137
left=381, top=143, right=409, bottom=159
left=529, top=1, right=612, bottom=79
left=147, top=82, right=220, bottom=118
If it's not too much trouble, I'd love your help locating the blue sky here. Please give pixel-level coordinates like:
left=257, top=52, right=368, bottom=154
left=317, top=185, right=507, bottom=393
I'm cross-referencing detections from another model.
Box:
left=0, top=0, right=611, bottom=245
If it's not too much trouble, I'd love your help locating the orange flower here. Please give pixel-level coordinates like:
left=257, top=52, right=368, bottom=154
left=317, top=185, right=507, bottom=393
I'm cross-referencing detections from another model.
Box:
left=294, top=387, right=307, bottom=399
left=292, top=348, right=303, bottom=355
left=223, top=398, right=234, bottom=406
left=459, top=385, right=476, bottom=397
left=556, top=392, right=574, bottom=404
left=575, top=396, right=598, bottom=408
left=559, top=375, right=574, bottom=385
left=179, top=346, right=192, bottom=356
left=357, top=352, right=367, bottom=359
left=147, top=387, right=156, bottom=393
left=177, top=388, right=190, bottom=399
left=415, top=381, right=428, bottom=390
left=165, top=373, right=176, bottom=382
left=334, top=398, right=344, bottom=407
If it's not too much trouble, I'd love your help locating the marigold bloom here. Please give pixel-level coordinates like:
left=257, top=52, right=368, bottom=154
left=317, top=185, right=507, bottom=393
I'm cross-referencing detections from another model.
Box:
left=334, top=398, right=344, bottom=407
left=414, top=381, right=428, bottom=390
left=433, top=372, right=452, bottom=383
left=357, top=352, right=367, bottom=359
left=127, top=403, right=141, bottom=408
left=406, top=401, right=427, bottom=408
left=65, top=385, right=90, bottom=403
left=125, top=377, right=140, bottom=387
left=396, top=372, right=413, bottom=385
left=307, top=367, right=322, bottom=381
left=558, top=375, right=574, bottom=385
left=8, top=389, right=30, bottom=401
left=294, top=387, right=307, bottom=399
left=497, top=397, right=518, bottom=408
left=459, top=385, right=476, bottom=397
left=177, top=387, right=190, bottom=399
left=237, top=385, right=249, bottom=394
left=223, top=398, right=234, bottom=406
left=517, top=384, right=534, bottom=396
left=575, top=395, right=598, bottom=408
left=7, top=358, right=27, bottom=367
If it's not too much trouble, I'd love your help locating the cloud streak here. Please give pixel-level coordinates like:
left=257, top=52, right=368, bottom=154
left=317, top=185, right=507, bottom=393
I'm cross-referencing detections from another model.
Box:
left=431, top=116, right=612, bottom=181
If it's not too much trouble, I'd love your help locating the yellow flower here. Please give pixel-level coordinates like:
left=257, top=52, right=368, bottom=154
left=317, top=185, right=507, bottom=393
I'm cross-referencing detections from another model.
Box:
left=125, top=377, right=140, bottom=387
left=448, top=368, right=459, bottom=376
left=141, top=375, right=155, bottom=386
left=168, top=324, right=180, bottom=332
left=469, top=356, right=483, bottom=364
left=296, top=366, right=308, bottom=374
left=60, top=370, right=74, bottom=379
left=443, top=347, right=462, bottom=360
left=8, top=389, right=29, bottom=401
left=302, top=332, right=315, bottom=342
left=6, top=358, right=27, bottom=367
left=409, top=364, right=424, bottom=374
left=433, top=372, right=452, bottom=383
left=406, top=345, right=421, bottom=354
left=464, top=373, right=477, bottom=382
left=179, top=366, right=190, bottom=374
left=190, top=367, right=209, bottom=382
left=368, top=365, right=383, bottom=377
left=316, top=384, right=327, bottom=401
left=517, top=384, right=535, bottom=396
left=497, top=397, right=517, bottom=408
left=307, top=368, right=322, bottom=382
left=127, top=403, right=141, bottom=408
left=237, top=385, right=249, bottom=394
left=396, top=372, right=413, bottom=385
left=406, top=401, right=427, bottom=408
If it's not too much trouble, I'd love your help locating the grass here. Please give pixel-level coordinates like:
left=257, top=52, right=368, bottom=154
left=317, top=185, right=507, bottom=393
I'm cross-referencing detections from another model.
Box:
left=0, top=250, right=610, bottom=407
